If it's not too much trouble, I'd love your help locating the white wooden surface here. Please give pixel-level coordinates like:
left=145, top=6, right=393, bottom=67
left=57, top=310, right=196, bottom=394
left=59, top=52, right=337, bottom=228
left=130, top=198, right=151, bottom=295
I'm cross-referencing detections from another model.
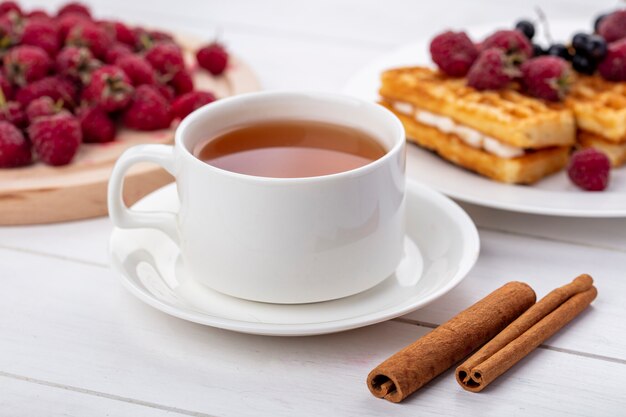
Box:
left=2, top=0, right=625, bottom=415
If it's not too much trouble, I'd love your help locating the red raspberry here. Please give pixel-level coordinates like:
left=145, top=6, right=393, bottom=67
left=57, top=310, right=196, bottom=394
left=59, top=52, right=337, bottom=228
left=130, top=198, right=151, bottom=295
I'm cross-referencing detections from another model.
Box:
left=20, top=19, right=60, bottom=58
left=171, top=90, right=216, bottom=120
left=4, top=45, right=52, bottom=86
left=145, top=42, right=185, bottom=77
left=429, top=31, right=478, bottom=77
left=0, top=1, right=20, bottom=16
left=0, top=120, right=30, bottom=167
left=104, top=42, right=133, bottom=64
left=196, top=42, right=229, bottom=76
left=66, top=22, right=113, bottom=60
left=155, top=83, right=175, bottom=102
left=16, top=75, right=79, bottom=108
left=481, top=30, right=533, bottom=60
left=115, top=55, right=156, bottom=86
left=521, top=56, right=572, bottom=101
left=57, top=2, right=91, bottom=18
left=76, top=104, right=116, bottom=143
left=0, top=73, right=14, bottom=100
left=0, top=100, right=26, bottom=128
left=567, top=148, right=611, bottom=191
left=170, top=69, right=194, bottom=95
left=56, top=13, right=90, bottom=42
left=148, top=30, right=174, bottom=43
left=55, top=46, right=97, bottom=82
left=467, top=48, right=517, bottom=90
left=123, top=84, right=172, bottom=131
left=598, top=10, right=626, bottom=43
left=29, top=112, right=82, bottom=165
left=100, top=20, right=137, bottom=47
left=25, top=96, right=60, bottom=123
left=25, top=9, right=50, bottom=21
left=82, top=65, right=133, bottom=112
left=598, top=39, right=626, bottom=82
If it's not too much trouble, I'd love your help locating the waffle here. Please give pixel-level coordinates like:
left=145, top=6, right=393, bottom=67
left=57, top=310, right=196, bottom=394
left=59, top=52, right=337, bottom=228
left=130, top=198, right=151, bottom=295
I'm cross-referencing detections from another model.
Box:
left=567, top=75, right=626, bottom=143
left=380, top=67, right=576, bottom=149
left=384, top=102, right=570, bottom=184
left=578, top=130, right=626, bottom=167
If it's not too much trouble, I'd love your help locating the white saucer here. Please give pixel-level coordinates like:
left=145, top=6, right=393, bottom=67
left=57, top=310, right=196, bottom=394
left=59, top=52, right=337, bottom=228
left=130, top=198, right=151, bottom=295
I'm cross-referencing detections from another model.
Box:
left=109, top=181, right=479, bottom=336
left=343, top=20, right=626, bottom=218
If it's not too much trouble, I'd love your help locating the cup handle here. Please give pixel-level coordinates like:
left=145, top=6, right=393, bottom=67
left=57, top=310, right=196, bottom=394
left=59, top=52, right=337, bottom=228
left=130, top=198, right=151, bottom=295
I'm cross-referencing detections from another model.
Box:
left=108, top=144, right=179, bottom=244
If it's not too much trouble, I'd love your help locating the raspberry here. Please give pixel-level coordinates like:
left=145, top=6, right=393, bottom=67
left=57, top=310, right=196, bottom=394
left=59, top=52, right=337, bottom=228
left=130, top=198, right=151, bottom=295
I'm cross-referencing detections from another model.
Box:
left=82, top=65, right=133, bottom=112
left=429, top=31, right=478, bottom=77
left=25, top=96, right=60, bottom=122
left=25, top=9, right=50, bottom=21
left=169, top=69, right=194, bottom=95
left=171, top=91, right=216, bottom=120
left=521, top=56, right=573, bottom=101
left=115, top=55, right=156, bottom=86
left=104, top=43, right=133, bottom=64
left=0, top=1, right=20, bottom=16
left=481, top=30, right=533, bottom=60
left=29, top=112, right=82, bottom=165
left=4, top=45, right=52, bottom=86
left=148, top=30, right=174, bottom=43
left=598, top=10, right=626, bottom=43
left=15, top=75, right=79, bottom=108
left=0, top=101, right=25, bottom=128
left=57, top=2, right=91, bottom=18
left=123, top=84, right=172, bottom=131
left=467, top=48, right=517, bottom=90
left=76, top=105, right=116, bottom=143
left=196, top=42, right=229, bottom=76
left=155, top=83, right=175, bottom=102
left=567, top=148, right=611, bottom=191
left=66, top=22, right=113, bottom=60
left=20, top=19, right=60, bottom=58
left=0, top=120, right=30, bottom=167
left=145, top=42, right=184, bottom=77
left=56, top=13, right=90, bottom=42
left=598, top=39, right=626, bottom=82
left=100, top=20, right=137, bottom=47
left=55, top=46, right=97, bottom=82
left=0, top=73, right=14, bottom=100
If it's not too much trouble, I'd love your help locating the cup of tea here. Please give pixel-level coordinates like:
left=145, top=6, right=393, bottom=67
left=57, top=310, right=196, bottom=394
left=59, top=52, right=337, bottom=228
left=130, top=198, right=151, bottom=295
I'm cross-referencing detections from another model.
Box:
left=108, top=92, right=406, bottom=304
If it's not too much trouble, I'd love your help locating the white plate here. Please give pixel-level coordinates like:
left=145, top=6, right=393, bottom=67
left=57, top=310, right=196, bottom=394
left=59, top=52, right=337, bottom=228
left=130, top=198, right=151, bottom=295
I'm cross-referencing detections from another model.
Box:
left=109, top=181, right=479, bottom=336
left=343, top=20, right=626, bottom=217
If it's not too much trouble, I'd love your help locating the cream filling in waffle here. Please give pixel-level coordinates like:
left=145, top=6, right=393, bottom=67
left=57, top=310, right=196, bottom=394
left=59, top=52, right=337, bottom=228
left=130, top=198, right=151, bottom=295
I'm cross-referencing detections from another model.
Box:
left=391, top=101, right=525, bottom=159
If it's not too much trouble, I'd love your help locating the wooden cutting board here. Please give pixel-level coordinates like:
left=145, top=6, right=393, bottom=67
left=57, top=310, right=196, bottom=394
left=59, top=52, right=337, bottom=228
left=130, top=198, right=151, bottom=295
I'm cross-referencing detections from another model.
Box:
left=0, top=38, right=260, bottom=225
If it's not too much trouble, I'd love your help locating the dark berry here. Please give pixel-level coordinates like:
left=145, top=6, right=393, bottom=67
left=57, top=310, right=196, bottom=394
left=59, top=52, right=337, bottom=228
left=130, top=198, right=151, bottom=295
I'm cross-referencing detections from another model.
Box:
left=515, top=20, right=535, bottom=40
left=587, top=35, right=607, bottom=61
left=547, top=44, right=572, bottom=61
left=572, top=54, right=596, bottom=75
left=572, top=33, right=590, bottom=53
left=532, top=43, right=545, bottom=57
left=594, top=13, right=608, bottom=33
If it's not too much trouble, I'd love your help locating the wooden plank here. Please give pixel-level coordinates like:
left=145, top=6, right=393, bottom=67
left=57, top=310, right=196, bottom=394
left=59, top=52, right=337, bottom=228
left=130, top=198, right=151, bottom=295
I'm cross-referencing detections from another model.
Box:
left=0, top=374, right=198, bottom=417
left=0, top=249, right=624, bottom=416
left=459, top=201, right=626, bottom=252
left=403, top=229, right=626, bottom=360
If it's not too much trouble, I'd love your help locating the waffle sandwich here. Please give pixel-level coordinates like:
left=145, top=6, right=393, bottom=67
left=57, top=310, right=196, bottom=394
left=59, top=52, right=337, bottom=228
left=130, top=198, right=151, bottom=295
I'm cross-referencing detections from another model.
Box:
left=567, top=75, right=626, bottom=167
left=379, top=67, right=577, bottom=184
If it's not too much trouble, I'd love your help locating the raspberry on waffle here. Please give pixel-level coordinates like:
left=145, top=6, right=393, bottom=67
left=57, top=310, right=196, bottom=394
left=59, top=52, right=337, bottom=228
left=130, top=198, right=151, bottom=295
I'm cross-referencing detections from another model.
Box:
left=379, top=66, right=576, bottom=184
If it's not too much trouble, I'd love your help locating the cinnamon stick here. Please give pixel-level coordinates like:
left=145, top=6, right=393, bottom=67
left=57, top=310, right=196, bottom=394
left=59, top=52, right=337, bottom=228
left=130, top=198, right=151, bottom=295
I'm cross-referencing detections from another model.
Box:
left=456, top=274, right=597, bottom=393
left=366, top=281, right=535, bottom=403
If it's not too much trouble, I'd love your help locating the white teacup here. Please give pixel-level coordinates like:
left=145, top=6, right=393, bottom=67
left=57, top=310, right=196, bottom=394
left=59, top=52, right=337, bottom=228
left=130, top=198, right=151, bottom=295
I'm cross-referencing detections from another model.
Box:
left=108, top=92, right=406, bottom=304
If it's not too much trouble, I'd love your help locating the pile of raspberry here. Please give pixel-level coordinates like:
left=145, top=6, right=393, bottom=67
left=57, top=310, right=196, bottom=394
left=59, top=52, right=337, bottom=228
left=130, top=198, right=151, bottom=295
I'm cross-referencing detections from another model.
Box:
left=0, top=1, right=229, bottom=168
